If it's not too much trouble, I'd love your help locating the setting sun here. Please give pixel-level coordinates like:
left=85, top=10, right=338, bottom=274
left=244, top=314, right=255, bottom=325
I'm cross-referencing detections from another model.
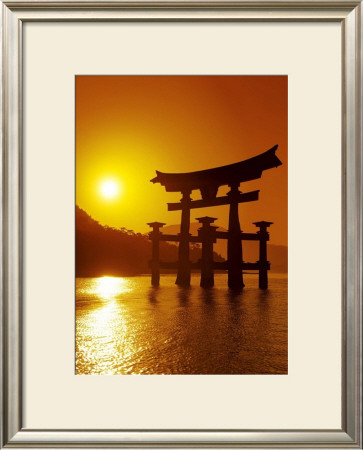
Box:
left=100, top=179, right=121, bottom=199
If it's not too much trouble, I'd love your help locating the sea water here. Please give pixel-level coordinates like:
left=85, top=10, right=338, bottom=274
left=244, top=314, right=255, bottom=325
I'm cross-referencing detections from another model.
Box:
left=76, top=273, right=287, bottom=375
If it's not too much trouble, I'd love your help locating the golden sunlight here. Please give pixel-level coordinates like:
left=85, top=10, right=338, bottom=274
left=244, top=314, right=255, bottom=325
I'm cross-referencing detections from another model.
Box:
left=94, top=276, right=132, bottom=300
left=99, top=179, right=121, bottom=200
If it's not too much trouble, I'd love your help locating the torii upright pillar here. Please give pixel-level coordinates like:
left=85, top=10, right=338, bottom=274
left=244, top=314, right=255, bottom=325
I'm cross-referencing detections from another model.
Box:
left=175, top=190, right=192, bottom=286
left=197, top=216, right=218, bottom=288
left=254, top=221, right=273, bottom=289
left=147, top=221, right=166, bottom=287
left=227, top=183, right=245, bottom=289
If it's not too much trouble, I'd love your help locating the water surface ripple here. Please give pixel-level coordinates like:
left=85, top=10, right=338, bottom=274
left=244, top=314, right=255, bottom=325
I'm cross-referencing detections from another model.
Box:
left=76, top=274, right=287, bottom=375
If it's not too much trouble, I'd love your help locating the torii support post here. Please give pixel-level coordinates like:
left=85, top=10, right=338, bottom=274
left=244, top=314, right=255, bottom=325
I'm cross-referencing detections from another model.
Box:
left=197, top=216, right=218, bottom=288
left=176, top=190, right=192, bottom=286
left=227, top=183, right=245, bottom=289
left=147, top=222, right=166, bottom=286
left=253, top=221, right=273, bottom=289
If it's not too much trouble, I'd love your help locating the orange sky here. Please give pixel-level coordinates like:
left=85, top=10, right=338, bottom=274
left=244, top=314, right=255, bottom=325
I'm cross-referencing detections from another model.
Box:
left=76, top=76, right=287, bottom=245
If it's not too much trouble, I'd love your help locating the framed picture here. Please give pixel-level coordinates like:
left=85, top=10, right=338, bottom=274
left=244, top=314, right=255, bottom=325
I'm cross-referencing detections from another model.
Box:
left=2, top=0, right=362, bottom=448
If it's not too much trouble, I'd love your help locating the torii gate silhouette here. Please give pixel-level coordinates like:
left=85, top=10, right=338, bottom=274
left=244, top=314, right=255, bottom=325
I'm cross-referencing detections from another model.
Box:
left=148, top=145, right=282, bottom=289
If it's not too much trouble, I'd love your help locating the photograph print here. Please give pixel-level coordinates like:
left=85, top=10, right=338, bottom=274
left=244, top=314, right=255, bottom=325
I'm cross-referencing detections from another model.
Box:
left=75, top=75, right=288, bottom=375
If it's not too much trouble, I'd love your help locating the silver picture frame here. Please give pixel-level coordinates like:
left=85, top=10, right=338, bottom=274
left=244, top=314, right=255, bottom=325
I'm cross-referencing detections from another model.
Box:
left=1, top=1, right=362, bottom=447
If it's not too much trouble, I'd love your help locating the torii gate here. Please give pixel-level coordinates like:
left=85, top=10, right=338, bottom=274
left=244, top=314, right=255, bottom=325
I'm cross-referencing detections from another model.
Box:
left=149, top=145, right=282, bottom=289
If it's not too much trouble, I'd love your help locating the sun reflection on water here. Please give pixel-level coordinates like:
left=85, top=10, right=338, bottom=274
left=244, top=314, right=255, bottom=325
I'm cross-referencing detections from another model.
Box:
left=76, top=276, right=137, bottom=374
left=94, top=276, right=132, bottom=299
left=92, top=300, right=118, bottom=327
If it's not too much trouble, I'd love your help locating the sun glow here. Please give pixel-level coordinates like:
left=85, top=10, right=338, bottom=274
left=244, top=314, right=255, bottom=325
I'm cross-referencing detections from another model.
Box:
left=99, top=179, right=121, bottom=200
left=94, top=276, right=132, bottom=300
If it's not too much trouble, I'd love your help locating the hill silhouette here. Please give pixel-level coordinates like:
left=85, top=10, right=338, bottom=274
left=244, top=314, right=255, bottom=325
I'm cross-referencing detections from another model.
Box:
left=76, top=206, right=225, bottom=277
left=163, top=223, right=287, bottom=273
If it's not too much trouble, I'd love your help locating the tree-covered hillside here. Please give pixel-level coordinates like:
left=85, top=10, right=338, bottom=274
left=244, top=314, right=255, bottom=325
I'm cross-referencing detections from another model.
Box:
left=76, top=206, right=224, bottom=277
